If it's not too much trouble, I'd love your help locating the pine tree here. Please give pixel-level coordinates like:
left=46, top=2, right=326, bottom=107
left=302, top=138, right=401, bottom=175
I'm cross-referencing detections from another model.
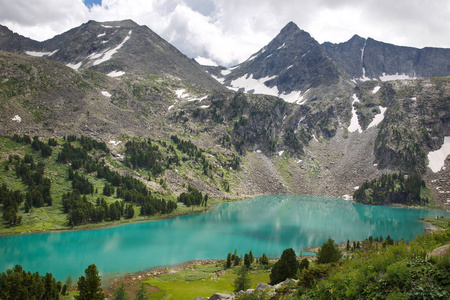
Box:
left=113, top=283, right=129, bottom=300
left=233, top=265, right=251, bottom=293
left=244, top=253, right=251, bottom=268
left=76, top=264, right=105, bottom=300
left=134, top=283, right=148, bottom=300
left=269, top=248, right=298, bottom=285
left=317, top=237, right=342, bottom=264
left=299, top=258, right=309, bottom=272
left=226, top=253, right=232, bottom=268
left=259, top=253, right=269, bottom=265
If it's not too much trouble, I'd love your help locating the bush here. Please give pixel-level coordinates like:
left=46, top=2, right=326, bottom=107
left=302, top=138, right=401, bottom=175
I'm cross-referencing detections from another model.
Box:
left=316, top=237, right=342, bottom=264
left=269, top=248, right=298, bottom=285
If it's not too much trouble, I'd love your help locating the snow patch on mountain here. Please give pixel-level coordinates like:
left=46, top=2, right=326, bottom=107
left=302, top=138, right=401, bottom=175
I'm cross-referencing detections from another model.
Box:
left=277, top=42, right=286, bottom=50
left=97, top=33, right=106, bottom=38
left=367, top=106, right=387, bottom=129
left=379, top=73, right=416, bottom=81
left=372, top=86, right=381, bottom=94
left=188, top=95, right=208, bottom=102
left=101, top=91, right=112, bottom=98
left=90, top=30, right=132, bottom=66
left=11, top=115, right=21, bottom=123
left=348, top=94, right=363, bottom=133
left=281, top=90, right=305, bottom=105
left=228, top=74, right=307, bottom=104
left=221, top=69, right=231, bottom=76
left=66, top=62, right=82, bottom=70
left=25, top=49, right=58, bottom=57
left=175, top=89, right=187, bottom=98
left=230, top=74, right=279, bottom=97
left=211, top=74, right=225, bottom=84
left=427, top=137, right=450, bottom=173
left=107, top=70, right=125, bottom=77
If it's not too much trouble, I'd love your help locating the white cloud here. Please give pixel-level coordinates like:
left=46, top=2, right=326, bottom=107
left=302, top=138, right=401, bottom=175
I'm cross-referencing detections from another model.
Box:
left=0, top=0, right=449, bottom=66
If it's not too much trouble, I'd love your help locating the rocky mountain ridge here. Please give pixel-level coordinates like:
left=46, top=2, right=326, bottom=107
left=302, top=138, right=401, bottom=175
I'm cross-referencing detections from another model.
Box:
left=0, top=20, right=224, bottom=91
left=210, top=22, right=450, bottom=106
left=322, top=35, right=450, bottom=81
left=0, top=20, right=449, bottom=206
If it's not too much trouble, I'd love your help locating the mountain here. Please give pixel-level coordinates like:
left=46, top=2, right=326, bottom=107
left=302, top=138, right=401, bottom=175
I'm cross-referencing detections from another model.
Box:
left=0, top=20, right=449, bottom=207
left=0, top=20, right=224, bottom=90
left=209, top=22, right=450, bottom=104
left=207, top=22, right=349, bottom=104
left=322, top=35, right=450, bottom=81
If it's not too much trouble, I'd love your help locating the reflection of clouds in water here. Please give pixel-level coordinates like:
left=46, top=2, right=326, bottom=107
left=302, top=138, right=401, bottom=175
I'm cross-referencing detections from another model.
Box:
left=102, top=234, right=119, bottom=252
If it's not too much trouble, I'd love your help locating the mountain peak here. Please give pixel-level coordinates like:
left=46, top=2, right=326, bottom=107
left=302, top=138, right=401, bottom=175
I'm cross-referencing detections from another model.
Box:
left=280, top=21, right=301, bottom=33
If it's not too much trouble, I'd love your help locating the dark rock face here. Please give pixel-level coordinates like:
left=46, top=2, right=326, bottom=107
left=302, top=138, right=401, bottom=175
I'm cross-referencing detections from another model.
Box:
left=0, top=20, right=225, bottom=90
left=322, top=36, right=450, bottom=80
left=0, top=25, right=40, bottom=52
left=220, top=22, right=345, bottom=95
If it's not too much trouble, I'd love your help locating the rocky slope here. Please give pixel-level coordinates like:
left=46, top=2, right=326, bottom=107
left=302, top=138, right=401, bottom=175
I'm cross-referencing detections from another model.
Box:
left=209, top=21, right=450, bottom=104
left=0, top=20, right=225, bottom=91
left=322, top=35, right=450, bottom=81
left=207, top=22, right=350, bottom=104
left=0, top=20, right=449, bottom=207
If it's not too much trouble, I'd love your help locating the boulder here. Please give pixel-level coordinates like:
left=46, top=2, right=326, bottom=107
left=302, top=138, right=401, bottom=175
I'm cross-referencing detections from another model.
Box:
left=255, top=282, right=273, bottom=291
left=429, top=244, right=450, bottom=258
left=209, top=293, right=233, bottom=300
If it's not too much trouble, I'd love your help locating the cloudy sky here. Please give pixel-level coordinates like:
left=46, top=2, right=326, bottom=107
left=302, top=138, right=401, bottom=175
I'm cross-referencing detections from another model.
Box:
left=0, top=0, right=449, bottom=66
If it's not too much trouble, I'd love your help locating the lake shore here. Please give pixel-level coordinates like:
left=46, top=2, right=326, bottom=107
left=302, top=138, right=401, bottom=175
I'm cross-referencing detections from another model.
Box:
left=0, top=198, right=235, bottom=236
left=2, top=195, right=448, bottom=236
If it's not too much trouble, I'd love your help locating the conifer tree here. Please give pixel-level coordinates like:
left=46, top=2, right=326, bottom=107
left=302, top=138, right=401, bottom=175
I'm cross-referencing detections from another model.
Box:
left=76, top=264, right=105, bottom=300
left=317, top=237, right=342, bottom=264
left=233, top=265, right=251, bottom=293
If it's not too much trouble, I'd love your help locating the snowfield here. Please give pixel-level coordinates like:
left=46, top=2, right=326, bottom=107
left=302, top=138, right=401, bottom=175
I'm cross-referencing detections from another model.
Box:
left=91, top=30, right=132, bottom=66
left=107, top=71, right=125, bottom=77
left=228, top=74, right=306, bottom=104
left=348, top=94, right=363, bottom=133
left=367, top=106, right=387, bottom=129
left=66, top=62, right=82, bottom=70
left=427, top=137, right=450, bottom=172
left=25, top=49, right=58, bottom=57
left=372, top=86, right=381, bottom=94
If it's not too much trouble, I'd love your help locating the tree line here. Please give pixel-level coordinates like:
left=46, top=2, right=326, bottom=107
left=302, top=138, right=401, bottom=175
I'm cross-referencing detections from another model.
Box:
left=177, top=185, right=208, bottom=207
left=353, top=172, right=427, bottom=205
left=0, top=183, right=24, bottom=226
left=123, top=139, right=166, bottom=176
left=0, top=265, right=63, bottom=299
left=2, top=154, right=53, bottom=225
left=62, top=191, right=134, bottom=226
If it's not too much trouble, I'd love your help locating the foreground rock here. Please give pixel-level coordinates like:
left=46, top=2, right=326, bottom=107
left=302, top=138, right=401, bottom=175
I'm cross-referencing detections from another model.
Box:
left=200, top=278, right=299, bottom=299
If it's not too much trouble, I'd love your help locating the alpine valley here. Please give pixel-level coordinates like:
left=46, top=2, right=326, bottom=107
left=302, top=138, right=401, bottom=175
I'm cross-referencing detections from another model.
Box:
left=0, top=19, right=449, bottom=234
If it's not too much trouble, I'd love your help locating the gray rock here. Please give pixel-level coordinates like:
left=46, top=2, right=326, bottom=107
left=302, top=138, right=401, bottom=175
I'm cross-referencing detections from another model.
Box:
left=209, top=293, right=233, bottom=300
left=322, top=35, right=450, bottom=80
left=255, top=282, right=273, bottom=291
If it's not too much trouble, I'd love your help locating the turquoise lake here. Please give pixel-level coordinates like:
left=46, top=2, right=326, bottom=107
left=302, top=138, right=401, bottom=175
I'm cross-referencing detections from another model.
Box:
left=0, top=195, right=448, bottom=280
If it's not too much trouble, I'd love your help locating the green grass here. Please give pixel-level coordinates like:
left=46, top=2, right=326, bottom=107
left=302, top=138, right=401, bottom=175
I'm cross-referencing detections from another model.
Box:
left=143, top=264, right=270, bottom=300
left=0, top=136, right=236, bottom=234
left=422, top=217, right=450, bottom=229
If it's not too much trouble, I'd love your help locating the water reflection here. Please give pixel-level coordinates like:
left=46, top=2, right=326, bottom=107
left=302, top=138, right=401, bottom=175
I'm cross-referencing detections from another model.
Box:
left=0, top=195, right=448, bottom=280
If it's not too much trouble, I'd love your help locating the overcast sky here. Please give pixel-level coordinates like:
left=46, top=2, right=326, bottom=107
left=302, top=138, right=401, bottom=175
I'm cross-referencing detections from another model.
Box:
left=0, top=0, right=449, bottom=66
